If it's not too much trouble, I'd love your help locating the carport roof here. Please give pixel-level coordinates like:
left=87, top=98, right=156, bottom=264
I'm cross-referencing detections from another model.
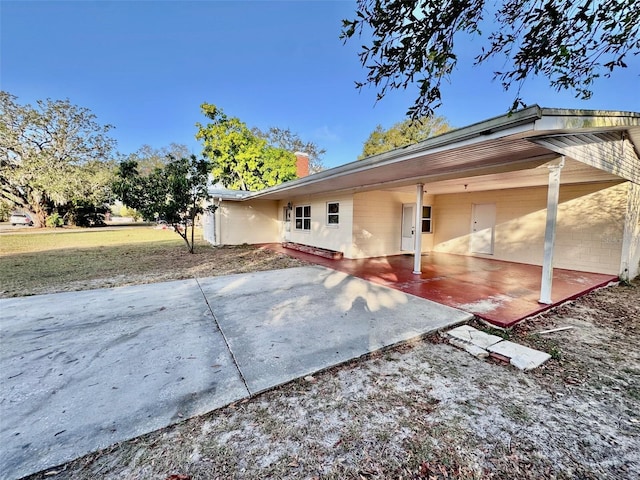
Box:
left=229, top=105, right=640, bottom=200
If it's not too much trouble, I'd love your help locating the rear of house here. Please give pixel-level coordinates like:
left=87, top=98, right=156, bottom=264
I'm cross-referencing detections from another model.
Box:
left=204, top=107, right=640, bottom=286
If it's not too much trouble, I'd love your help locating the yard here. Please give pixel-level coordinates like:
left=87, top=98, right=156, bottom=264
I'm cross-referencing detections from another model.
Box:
left=0, top=225, right=306, bottom=298
left=2, top=226, right=638, bottom=479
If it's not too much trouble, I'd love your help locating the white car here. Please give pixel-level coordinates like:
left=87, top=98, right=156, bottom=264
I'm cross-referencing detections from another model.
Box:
left=10, top=213, right=34, bottom=226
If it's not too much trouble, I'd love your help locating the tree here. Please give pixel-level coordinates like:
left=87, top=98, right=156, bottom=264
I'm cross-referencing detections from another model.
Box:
left=196, top=104, right=298, bottom=190
left=0, top=91, right=116, bottom=226
left=341, top=0, right=640, bottom=118
left=359, top=115, right=451, bottom=158
left=130, top=143, right=192, bottom=176
left=114, top=155, right=213, bottom=253
left=252, top=126, right=325, bottom=173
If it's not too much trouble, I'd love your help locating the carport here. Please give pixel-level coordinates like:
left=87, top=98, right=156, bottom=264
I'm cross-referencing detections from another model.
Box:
left=230, top=107, right=639, bottom=307
left=264, top=245, right=617, bottom=327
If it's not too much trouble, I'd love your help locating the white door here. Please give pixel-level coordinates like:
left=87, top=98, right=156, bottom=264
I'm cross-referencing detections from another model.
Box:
left=470, top=203, right=496, bottom=254
left=282, top=206, right=291, bottom=241
left=401, top=204, right=415, bottom=251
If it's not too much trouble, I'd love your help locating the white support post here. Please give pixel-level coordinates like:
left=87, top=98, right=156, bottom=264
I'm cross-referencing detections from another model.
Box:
left=413, top=183, right=424, bottom=274
left=539, top=157, right=565, bottom=304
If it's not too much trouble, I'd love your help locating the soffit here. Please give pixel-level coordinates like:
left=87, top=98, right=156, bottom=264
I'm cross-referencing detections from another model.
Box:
left=246, top=109, right=640, bottom=201
left=254, top=137, right=554, bottom=200
left=379, top=158, right=623, bottom=196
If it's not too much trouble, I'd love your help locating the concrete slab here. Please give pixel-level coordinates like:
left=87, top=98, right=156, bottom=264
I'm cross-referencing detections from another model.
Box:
left=448, top=338, right=490, bottom=358
left=445, top=325, right=503, bottom=349
left=1, top=266, right=471, bottom=479
left=486, top=340, right=552, bottom=370
left=0, top=280, right=247, bottom=480
left=198, top=266, right=472, bottom=394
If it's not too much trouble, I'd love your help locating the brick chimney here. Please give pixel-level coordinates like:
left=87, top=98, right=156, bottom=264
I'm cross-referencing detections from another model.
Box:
left=295, top=152, right=309, bottom=178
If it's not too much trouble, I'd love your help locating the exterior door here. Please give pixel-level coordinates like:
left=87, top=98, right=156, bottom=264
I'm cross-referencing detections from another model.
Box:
left=282, top=206, right=291, bottom=241
left=471, top=203, right=496, bottom=254
left=401, top=204, right=415, bottom=251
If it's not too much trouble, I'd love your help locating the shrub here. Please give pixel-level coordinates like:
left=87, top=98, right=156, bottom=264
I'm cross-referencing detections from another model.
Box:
left=0, top=201, right=11, bottom=222
left=65, top=201, right=108, bottom=227
left=45, top=212, right=64, bottom=228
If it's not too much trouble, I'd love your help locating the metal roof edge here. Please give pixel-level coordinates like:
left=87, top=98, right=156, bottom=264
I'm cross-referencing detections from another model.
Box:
left=234, top=106, right=640, bottom=202
left=539, top=107, right=640, bottom=118
left=246, top=106, right=544, bottom=201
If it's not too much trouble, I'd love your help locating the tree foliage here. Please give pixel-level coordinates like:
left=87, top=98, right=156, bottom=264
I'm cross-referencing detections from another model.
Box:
left=359, top=115, right=451, bottom=158
left=252, top=126, right=325, bottom=173
left=0, top=91, right=116, bottom=226
left=341, top=0, right=640, bottom=117
left=126, top=143, right=192, bottom=176
left=196, top=104, right=298, bottom=191
left=114, top=155, right=213, bottom=253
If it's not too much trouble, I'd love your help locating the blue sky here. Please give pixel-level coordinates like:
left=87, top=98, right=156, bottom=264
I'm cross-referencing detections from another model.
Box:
left=2, top=0, right=639, bottom=169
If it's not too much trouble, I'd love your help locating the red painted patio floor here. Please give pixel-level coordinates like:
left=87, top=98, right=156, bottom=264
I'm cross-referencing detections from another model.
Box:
left=263, top=244, right=617, bottom=328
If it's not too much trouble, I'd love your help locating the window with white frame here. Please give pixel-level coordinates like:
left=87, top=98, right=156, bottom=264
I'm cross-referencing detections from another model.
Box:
left=421, top=205, right=433, bottom=233
left=295, top=205, right=311, bottom=231
left=327, top=202, right=339, bottom=225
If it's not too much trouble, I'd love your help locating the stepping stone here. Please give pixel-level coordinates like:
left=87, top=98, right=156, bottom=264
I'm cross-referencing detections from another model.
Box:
left=487, top=340, right=551, bottom=370
left=448, top=338, right=490, bottom=358
left=445, top=325, right=503, bottom=349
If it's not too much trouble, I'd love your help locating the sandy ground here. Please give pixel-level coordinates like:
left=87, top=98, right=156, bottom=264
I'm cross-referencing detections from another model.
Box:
left=23, top=279, right=639, bottom=480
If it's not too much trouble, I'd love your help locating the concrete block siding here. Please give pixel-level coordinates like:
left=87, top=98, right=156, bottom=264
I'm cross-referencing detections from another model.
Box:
left=213, top=181, right=631, bottom=277
left=432, top=181, right=627, bottom=275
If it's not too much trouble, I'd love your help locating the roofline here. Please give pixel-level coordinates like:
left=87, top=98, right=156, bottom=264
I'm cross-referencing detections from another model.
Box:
left=234, top=106, right=640, bottom=201
left=247, top=106, right=544, bottom=200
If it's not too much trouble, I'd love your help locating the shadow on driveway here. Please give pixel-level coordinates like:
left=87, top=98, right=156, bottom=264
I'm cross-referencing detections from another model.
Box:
left=0, top=266, right=471, bottom=479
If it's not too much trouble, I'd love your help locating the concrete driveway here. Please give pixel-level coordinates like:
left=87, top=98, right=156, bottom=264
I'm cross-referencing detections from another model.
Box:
left=0, top=266, right=472, bottom=479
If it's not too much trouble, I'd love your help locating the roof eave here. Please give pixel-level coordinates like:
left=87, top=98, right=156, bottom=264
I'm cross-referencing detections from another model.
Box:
left=233, top=106, right=640, bottom=202
left=247, top=106, right=544, bottom=201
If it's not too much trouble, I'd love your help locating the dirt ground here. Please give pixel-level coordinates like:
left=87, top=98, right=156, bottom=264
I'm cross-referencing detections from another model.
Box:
left=0, top=243, right=309, bottom=298
left=24, top=274, right=639, bottom=480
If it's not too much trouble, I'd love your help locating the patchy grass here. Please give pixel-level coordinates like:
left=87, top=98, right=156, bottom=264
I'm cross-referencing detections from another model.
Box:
left=0, top=226, right=307, bottom=297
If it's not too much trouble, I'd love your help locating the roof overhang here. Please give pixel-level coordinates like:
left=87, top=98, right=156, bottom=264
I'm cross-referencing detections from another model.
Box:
left=229, top=106, right=640, bottom=201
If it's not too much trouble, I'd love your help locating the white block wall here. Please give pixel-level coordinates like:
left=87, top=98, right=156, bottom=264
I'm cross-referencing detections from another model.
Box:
left=432, top=182, right=628, bottom=275
left=282, top=194, right=354, bottom=257
left=218, top=200, right=280, bottom=245
left=352, top=190, right=435, bottom=258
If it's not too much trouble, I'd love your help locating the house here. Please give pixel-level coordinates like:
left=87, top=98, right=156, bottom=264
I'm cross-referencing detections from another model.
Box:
left=203, top=106, right=640, bottom=303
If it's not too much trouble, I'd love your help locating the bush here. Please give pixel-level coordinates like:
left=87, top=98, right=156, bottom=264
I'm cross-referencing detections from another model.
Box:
left=65, top=201, right=108, bottom=227
left=45, top=212, right=64, bottom=228
left=0, top=201, right=11, bottom=222
left=119, top=205, right=142, bottom=222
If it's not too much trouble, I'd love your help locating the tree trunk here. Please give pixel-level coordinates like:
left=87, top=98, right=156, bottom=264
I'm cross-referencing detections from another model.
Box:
left=190, top=222, right=195, bottom=254
left=174, top=224, right=193, bottom=253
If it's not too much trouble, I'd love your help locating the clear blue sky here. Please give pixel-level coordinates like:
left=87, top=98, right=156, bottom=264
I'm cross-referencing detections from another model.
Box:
left=2, top=0, right=639, bottom=169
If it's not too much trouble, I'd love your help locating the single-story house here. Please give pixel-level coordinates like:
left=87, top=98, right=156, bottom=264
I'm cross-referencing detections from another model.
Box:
left=203, top=106, right=640, bottom=303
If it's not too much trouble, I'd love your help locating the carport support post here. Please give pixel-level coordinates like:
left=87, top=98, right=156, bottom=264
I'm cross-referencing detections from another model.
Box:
left=539, top=157, right=565, bottom=304
left=413, top=183, right=424, bottom=274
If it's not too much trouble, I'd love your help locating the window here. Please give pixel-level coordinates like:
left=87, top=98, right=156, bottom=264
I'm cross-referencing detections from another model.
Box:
left=327, top=202, right=339, bottom=225
left=295, top=205, right=311, bottom=231
left=421, top=205, right=433, bottom=233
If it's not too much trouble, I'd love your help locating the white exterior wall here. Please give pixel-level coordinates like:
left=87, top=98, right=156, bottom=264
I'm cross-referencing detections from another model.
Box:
left=620, top=181, right=640, bottom=280
left=351, top=190, right=435, bottom=259
left=218, top=200, right=280, bottom=245
left=283, top=194, right=354, bottom=257
left=432, top=182, right=628, bottom=275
